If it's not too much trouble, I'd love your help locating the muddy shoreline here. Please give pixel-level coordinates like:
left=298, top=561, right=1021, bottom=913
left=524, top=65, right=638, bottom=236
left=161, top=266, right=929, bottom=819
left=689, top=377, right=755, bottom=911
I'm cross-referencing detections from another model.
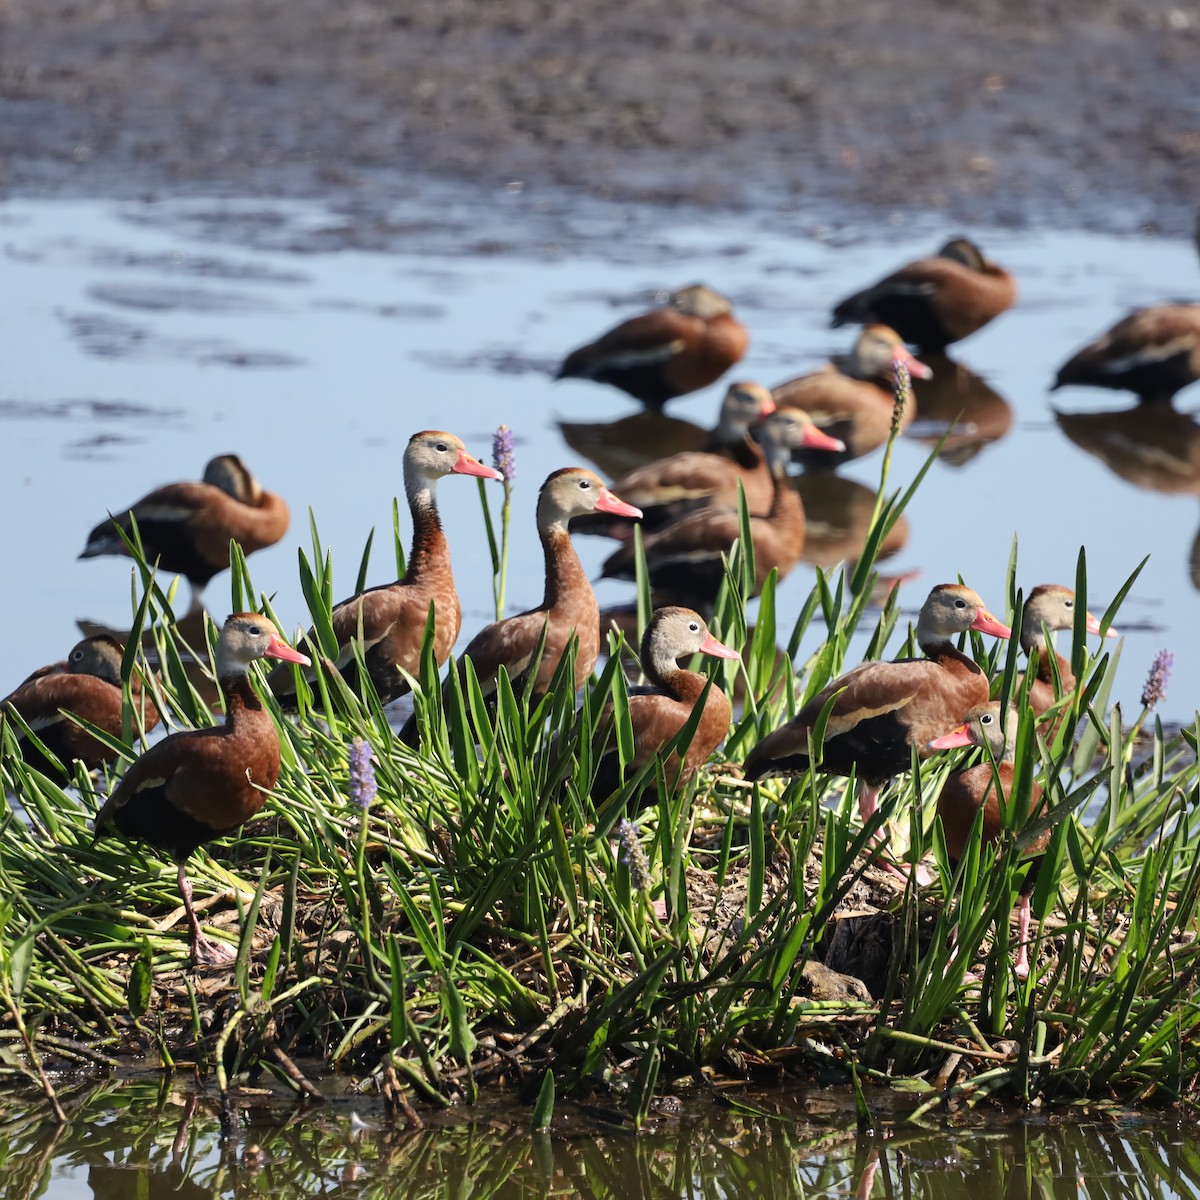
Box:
left=2, top=0, right=1198, bottom=236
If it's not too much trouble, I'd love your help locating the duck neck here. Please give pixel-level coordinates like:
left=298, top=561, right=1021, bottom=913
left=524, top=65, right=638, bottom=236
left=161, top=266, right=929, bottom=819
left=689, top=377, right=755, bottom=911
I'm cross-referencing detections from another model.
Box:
left=405, top=479, right=449, bottom=582
left=540, top=523, right=589, bottom=613
left=218, top=671, right=263, bottom=719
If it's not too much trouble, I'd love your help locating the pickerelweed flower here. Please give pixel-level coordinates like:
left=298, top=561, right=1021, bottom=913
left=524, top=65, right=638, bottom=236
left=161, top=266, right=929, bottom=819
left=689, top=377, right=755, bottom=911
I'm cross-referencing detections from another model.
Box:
left=891, top=356, right=911, bottom=438
left=492, top=424, right=516, bottom=484
left=616, top=818, right=652, bottom=893
left=1141, top=649, right=1174, bottom=710
left=348, top=737, right=377, bottom=810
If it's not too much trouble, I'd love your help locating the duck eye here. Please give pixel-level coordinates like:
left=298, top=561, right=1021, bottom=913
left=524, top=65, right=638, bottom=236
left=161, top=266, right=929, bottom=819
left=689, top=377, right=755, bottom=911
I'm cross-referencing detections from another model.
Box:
left=71, top=649, right=84, bottom=661
left=1065, top=599, right=1074, bottom=607
left=436, top=442, right=448, bottom=453
left=954, top=599, right=966, bottom=609
left=689, top=622, right=699, bottom=632
left=579, top=478, right=591, bottom=489
left=981, top=714, right=993, bottom=724
left=249, top=624, right=262, bottom=637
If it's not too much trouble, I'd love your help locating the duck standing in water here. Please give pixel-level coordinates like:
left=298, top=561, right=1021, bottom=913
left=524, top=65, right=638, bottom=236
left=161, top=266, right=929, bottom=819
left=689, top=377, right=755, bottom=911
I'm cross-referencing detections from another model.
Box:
left=772, top=325, right=931, bottom=469
left=1052, top=304, right=1200, bottom=405
left=270, top=431, right=502, bottom=707
left=831, top=238, right=1017, bottom=351
left=929, top=700, right=1050, bottom=978
left=743, top=584, right=1011, bottom=878
left=79, top=454, right=289, bottom=611
left=555, top=284, right=749, bottom=410
left=93, top=614, right=309, bottom=966
left=2, top=635, right=159, bottom=779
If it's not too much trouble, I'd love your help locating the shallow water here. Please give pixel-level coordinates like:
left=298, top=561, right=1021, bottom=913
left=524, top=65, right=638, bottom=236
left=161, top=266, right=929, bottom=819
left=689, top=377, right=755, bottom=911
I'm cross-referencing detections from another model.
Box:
left=2, top=186, right=1198, bottom=727
left=7, top=1075, right=1200, bottom=1199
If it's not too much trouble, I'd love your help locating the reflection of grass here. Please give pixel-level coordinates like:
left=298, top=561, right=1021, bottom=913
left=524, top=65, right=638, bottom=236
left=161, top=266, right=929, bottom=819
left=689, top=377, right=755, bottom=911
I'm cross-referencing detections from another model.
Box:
left=1, top=382, right=1199, bottom=1121
left=2, top=1075, right=1200, bottom=1198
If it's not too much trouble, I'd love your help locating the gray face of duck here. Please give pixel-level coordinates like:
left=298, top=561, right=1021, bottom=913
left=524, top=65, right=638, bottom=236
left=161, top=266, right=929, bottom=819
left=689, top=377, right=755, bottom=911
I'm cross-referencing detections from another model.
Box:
left=1020, top=583, right=1114, bottom=653
left=756, top=408, right=846, bottom=469
left=68, top=635, right=126, bottom=686
left=202, top=454, right=258, bottom=503
left=937, top=237, right=987, bottom=271
left=712, top=382, right=775, bottom=440
left=669, top=284, right=733, bottom=319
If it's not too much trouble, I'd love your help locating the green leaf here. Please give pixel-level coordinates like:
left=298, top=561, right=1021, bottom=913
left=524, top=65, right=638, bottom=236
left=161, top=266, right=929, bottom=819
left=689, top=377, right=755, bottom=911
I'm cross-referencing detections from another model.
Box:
left=531, top=1069, right=555, bottom=1131
left=127, top=939, right=153, bottom=1019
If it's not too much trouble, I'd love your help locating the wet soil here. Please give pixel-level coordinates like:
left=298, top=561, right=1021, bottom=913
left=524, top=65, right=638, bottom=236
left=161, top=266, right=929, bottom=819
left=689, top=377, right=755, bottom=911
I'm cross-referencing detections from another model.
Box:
left=2, top=0, right=1199, bottom=234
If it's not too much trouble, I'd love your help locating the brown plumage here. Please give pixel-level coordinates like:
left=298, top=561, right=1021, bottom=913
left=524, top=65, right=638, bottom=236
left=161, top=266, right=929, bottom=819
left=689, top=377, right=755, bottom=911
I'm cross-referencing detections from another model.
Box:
left=928, top=701, right=1049, bottom=978
left=79, top=454, right=289, bottom=608
left=555, top=284, right=749, bottom=410
left=93, top=614, right=309, bottom=966
left=269, top=431, right=502, bottom=707
left=1053, top=304, right=1200, bottom=404
left=772, top=325, right=931, bottom=469
left=401, top=469, right=642, bottom=745
left=573, top=382, right=779, bottom=536
left=590, top=606, right=739, bottom=804
left=600, top=408, right=842, bottom=609
left=831, top=238, right=1017, bottom=351
left=2, top=635, right=159, bottom=779
left=1016, top=584, right=1117, bottom=720
left=743, top=584, right=1012, bottom=871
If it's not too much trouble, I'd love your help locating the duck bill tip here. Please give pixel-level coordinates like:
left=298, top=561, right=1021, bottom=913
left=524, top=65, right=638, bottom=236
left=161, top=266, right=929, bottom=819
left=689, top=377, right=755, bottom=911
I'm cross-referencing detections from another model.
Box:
left=266, top=637, right=311, bottom=666
left=595, top=488, right=643, bottom=519
left=698, top=633, right=740, bottom=661
left=971, top=610, right=1012, bottom=639
left=928, top=723, right=973, bottom=750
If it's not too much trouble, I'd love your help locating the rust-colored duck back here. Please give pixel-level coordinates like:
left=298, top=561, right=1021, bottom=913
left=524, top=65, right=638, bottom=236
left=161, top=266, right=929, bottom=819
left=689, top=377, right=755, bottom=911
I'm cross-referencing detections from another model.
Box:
left=79, top=454, right=289, bottom=603
left=831, top=238, right=1017, bottom=351
left=556, top=284, right=749, bottom=410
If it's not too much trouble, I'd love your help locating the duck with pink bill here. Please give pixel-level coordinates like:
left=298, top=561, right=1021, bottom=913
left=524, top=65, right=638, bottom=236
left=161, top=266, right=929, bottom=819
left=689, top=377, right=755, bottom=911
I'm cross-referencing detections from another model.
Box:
left=928, top=700, right=1049, bottom=979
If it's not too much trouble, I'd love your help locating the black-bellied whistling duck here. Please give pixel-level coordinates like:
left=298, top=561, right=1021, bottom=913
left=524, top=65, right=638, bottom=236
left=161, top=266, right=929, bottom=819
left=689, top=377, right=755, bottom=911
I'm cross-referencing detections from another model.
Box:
left=555, top=284, right=749, bottom=410
left=79, top=455, right=289, bottom=611
left=590, top=606, right=739, bottom=804
left=1052, top=304, right=1200, bottom=404
left=831, top=238, right=1017, bottom=351
left=772, top=326, right=931, bottom=469
left=743, top=584, right=1011, bottom=876
left=575, top=382, right=778, bottom=537
left=401, top=468, right=642, bottom=745
left=93, top=613, right=309, bottom=965
left=600, top=409, right=844, bottom=608
left=269, top=431, right=502, bottom=707
left=1017, top=584, right=1117, bottom=720
left=928, top=701, right=1049, bottom=978
left=2, top=635, right=159, bottom=779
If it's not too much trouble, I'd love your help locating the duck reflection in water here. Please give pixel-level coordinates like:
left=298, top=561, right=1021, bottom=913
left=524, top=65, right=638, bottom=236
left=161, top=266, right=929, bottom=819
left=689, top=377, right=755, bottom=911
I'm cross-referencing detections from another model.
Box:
left=558, top=409, right=709, bottom=480
left=795, top=472, right=911, bottom=574
left=904, top=351, right=1013, bottom=467
left=1055, top=401, right=1200, bottom=590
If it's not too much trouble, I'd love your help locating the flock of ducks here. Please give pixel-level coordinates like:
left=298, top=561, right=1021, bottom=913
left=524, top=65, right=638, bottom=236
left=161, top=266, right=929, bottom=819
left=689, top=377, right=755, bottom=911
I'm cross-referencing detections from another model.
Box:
left=0, top=234, right=1174, bottom=973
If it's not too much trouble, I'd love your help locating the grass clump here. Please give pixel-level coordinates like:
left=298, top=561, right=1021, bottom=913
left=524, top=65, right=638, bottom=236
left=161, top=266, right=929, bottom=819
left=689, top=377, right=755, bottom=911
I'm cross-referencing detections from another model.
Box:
left=1, top=412, right=1198, bottom=1123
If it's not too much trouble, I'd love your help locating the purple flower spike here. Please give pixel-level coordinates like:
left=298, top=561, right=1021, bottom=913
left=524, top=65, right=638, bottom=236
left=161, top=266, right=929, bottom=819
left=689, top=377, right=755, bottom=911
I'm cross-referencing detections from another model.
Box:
left=349, top=737, right=377, bottom=810
left=616, top=818, right=652, bottom=893
left=1141, top=649, right=1174, bottom=710
left=891, top=356, right=912, bottom=437
left=492, top=424, right=516, bottom=483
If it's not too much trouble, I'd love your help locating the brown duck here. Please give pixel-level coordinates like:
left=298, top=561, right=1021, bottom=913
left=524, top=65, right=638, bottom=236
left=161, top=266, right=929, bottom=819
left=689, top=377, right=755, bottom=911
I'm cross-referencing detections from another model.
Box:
left=555, top=284, right=749, bottom=410
left=590, top=606, right=739, bottom=805
left=79, top=454, right=289, bottom=610
left=2, top=635, right=159, bottom=778
left=1053, top=304, right=1200, bottom=404
left=929, top=700, right=1050, bottom=978
left=402, top=468, right=642, bottom=744
left=93, top=614, right=309, bottom=966
left=270, top=431, right=502, bottom=707
left=600, top=408, right=842, bottom=609
left=773, top=325, right=931, bottom=468
left=831, top=238, right=1017, bottom=351
left=743, top=584, right=1011, bottom=874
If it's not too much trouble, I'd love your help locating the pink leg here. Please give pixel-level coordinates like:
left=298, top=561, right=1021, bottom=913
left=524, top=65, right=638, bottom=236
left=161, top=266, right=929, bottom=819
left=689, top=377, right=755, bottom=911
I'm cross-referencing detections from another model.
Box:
left=1013, top=894, right=1033, bottom=979
left=179, top=863, right=235, bottom=967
